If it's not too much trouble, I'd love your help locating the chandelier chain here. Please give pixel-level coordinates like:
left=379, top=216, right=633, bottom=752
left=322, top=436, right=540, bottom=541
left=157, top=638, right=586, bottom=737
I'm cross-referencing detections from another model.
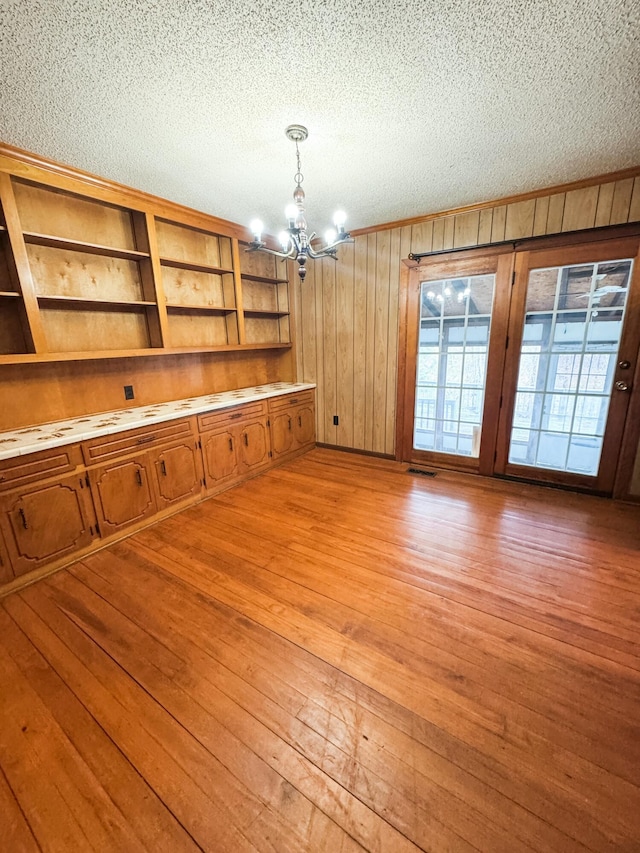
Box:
left=294, top=140, right=303, bottom=188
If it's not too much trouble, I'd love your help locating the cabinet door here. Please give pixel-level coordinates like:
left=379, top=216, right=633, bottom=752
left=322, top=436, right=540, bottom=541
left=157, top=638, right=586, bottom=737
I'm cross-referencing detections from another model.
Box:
left=293, top=405, right=315, bottom=449
left=152, top=442, right=203, bottom=510
left=0, top=524, right=14, bottom=584
left=91, top=456, right=156, bottom=535
left=0, top=476, right=97, bottom=578
left=239, top=419, right=271, bottom=473
left=270, top=410, right=295, bottom=459
left=201, top=428, right=240, bottom=490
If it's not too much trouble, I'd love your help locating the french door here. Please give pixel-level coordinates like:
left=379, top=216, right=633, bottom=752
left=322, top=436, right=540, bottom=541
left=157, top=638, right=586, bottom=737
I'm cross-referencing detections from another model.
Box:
left=496, top=235, right=640, bottom=493
left=401, top=231, right=640, bottom=495
left=401, top=248, right=514, bottom=475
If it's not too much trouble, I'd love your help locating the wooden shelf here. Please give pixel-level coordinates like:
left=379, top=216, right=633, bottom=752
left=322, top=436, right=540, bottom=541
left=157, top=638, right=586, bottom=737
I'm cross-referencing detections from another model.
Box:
left=241, top=273, right=288, bottom=285
left=37, top=295, right=156, bottom=308
left=0, top=342, right=292, bottom=365
left=165, top=303, right=236, bottom=315
left=23, top=231, right=150, bottom=261
left=243, top=309, right=290, bottom=318
left=0, top=291, right=20, bottom=298
left=159, top=256, right=234, bottom=276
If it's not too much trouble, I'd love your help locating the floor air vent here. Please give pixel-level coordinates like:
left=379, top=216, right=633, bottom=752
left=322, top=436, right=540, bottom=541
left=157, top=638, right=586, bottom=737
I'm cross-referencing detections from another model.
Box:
left=407, top=467, right=437, bottom=477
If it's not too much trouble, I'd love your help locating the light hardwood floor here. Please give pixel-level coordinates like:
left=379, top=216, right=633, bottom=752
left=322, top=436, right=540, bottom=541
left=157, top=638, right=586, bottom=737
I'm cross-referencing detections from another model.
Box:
left=1, top=447, right=639, bottom=852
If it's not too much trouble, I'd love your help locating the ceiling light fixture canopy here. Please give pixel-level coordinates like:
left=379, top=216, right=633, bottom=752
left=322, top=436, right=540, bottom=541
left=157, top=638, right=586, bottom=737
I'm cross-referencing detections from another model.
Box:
left=248, top=124, right=352, bottom=281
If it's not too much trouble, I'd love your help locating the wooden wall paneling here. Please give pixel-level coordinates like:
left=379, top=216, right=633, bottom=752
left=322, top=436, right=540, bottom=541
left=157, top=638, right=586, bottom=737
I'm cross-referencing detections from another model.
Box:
left=442, top=216, right=455, bottom=251
left=431, top=218, right=445, bottom=253
left=352, top=235, right=368, bottom=450
left=383, top=227, right=407, bottom=455
left=532, top=196, right=550, bottom=236
left=594, top=182, right=616, bottom=228
left=322, top=258, right=338, bottom=445
left=629, top=177, right=640, bottom=223
left=137, top=213, right=169, bottom=347
left=364, top=233, right=378, bottom=451
left=0, top=350, right=293, bottom=431
left=504, top=200, right=536, bottom=240
left=490, top=205, right=506, bottom=242
left=546, top=193, right=566, bottom=234
left=477, top=208, right=493, bottom=244
left=610, top=178, right=635, bottom=225
left=0, top=173, right=44, bottom=352
left=372, top=230, right=391, bottom=453
left=395, top=260, right=411, bottom=460
left=288, top=261, right=302, bottom=381
left=453, top=211, right=480, bottom=249
left=312, top=260, right=326, bottom=444
left=410, top=220, right=433, bottom=255
left=561, top=186, right=599, bottom=232
left=298, top=261, right=316, bottom=384
left=336, top=241, right=355, bottom=448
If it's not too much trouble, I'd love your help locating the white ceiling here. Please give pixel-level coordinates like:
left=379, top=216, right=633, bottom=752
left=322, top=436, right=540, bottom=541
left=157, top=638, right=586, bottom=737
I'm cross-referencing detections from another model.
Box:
left=1, top=0, right=638, bottom=235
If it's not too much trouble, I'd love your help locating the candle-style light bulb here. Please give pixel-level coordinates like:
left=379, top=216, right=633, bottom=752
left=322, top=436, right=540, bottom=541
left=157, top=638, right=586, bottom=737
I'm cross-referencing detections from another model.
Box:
left=324, top=228, right=337, bottom=246
left=278, top=231, right=291, bottom=251
left=249, top=219, right=263, bottom=242
left=333, top=210, right=347, bottom=231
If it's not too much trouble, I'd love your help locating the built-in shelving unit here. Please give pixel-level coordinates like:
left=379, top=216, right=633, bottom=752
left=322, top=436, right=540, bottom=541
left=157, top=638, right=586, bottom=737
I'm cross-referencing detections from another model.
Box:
left=239, top=245, right=291, bottom=345
left=0, top=153, right=292, bottom=364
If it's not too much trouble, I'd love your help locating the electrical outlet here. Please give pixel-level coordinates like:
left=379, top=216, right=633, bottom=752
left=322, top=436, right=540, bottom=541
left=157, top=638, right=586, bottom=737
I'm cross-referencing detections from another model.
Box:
left=124, top=385, right=134, bottom=400
left=333, top=415, right=339, bottom=426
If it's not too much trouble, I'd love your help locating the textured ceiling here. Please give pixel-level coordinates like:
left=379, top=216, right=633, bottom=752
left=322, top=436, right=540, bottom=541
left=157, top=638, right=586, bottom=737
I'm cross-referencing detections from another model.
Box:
left=1, top=0, right=639, bottom=234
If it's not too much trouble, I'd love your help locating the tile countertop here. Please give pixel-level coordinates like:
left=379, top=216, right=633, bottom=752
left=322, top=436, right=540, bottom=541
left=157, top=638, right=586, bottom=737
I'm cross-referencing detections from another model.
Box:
left=0, top=382, right=316, bottom=462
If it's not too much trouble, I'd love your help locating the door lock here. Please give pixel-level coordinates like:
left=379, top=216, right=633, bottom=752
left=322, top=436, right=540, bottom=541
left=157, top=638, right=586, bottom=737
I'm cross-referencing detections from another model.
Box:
left=615, top=380, right=630, bottom=392
left=618, top=360, right=631, bottom=370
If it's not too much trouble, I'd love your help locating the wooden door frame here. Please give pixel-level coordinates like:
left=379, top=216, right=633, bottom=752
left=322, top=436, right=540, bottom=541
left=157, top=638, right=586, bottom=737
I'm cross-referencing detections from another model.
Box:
left=396, top=245, right=514, bottom=472
left=396, top=223, right=640, bottom=500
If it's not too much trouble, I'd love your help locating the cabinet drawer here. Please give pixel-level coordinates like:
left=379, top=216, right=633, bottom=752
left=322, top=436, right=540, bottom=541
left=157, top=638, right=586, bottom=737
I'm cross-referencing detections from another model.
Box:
left=268, top=390, right=315, bottom=413
left=0, top=444, right=84, bottom=492
left=198, top=400, right=267, bottom=432
left=82, top=417, right=195, bottom=464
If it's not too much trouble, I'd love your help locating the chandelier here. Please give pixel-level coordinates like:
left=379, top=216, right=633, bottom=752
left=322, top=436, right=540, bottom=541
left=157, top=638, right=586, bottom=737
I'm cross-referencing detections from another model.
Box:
left=248, top=124, right=352, bottom=281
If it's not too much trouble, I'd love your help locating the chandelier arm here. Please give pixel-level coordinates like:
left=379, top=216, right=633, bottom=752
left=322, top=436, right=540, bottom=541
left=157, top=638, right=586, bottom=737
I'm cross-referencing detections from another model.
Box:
left=246, top=244, right=294, bottom=260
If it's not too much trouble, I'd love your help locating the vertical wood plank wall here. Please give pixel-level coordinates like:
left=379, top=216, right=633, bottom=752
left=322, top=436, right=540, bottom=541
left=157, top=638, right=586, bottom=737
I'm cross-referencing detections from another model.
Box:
left=292, top=173, right=640, bottom=459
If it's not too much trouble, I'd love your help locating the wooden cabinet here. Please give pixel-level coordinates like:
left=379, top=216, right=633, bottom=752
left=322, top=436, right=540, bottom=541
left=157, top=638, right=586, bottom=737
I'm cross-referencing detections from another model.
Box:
left=0, top=474, right=97, bottom=577
left=269, top=390, right=316, bottom=461
left=90, top=456, right=156, bottom=536
left=150, top=440, right=203, bottom=510
left=87, top=418, right=202, bottom=535
left=199, top=400, right=272, bottom=492
left=0, top=387, right=314, bottom=594
left=201, top=428, right=240, bottom=491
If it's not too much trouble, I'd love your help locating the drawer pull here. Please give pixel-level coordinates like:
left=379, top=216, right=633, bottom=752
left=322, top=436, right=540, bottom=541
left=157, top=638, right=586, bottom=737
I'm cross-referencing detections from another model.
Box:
left=229, top=412, right=242, bottom=420
left=137, top=435, right=155, bottom=444
left=290, top=398, right=299, bottom=404
left=135, top=469, right=143, bottom=486
left=18, top=508, right=28, bottom=529
left=160, top=460, right=167, bottom=476
left=0, top=475, right=5, bottom=482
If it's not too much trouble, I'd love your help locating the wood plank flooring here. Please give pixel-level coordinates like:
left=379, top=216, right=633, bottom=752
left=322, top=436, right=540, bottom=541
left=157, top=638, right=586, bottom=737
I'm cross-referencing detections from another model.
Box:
left=1, top=447, right=639, bottom=852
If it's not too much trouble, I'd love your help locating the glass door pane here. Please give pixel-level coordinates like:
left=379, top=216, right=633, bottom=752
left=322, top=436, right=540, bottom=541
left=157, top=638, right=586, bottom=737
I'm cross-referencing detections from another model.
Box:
left=414, top=274, right=495, bottom=457
left=508, top=258, right=633, bottom=475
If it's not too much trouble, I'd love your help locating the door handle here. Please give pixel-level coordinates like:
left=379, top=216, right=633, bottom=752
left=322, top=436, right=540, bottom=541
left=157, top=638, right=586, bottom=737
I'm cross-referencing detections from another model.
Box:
left=615, top=380, right=630, bottom=392
left=160, top=460, right=167, bottom=476
left=244, top=433, right=249, bottom=446
left=18, top=508, right=28, bottom=529
left=135, top=469, right=143, bottom=486
left=288, top=417, right=292, bottom=431
left=298, top=416, right=302, bottom=428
